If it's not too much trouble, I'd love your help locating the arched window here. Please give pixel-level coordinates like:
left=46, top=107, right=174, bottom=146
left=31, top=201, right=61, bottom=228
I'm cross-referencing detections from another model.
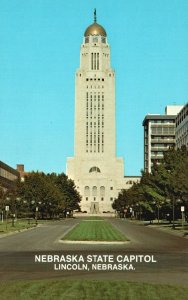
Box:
left=89, top=166, right=101, bottom=173
left=100, top=186, right=105, bottom=196
left=92, top=186, right=97, bottom=196
left=84, top=186, right=90, bottom=196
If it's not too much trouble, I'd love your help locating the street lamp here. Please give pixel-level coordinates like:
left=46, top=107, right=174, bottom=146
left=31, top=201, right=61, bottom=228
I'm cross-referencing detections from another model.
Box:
left=11, top=213, right=15, bottom=227
left=181, top=206, right=185, bottom=230
left=153, top=200, right=163, bottom=224
left=1, top=210, right=3, bottom=223
left=35, top=206, right=38, bottom=225
left=22, top=200, right=30, bottom=224
left=31, top=200, right=41, bottom=225
left=136, top=203, right=142, bottom=220
left=5, top=197, right=10, bottom=230
left=172, top=198, right=181, bottom=229
left=15, top=197, right=20, bottom=220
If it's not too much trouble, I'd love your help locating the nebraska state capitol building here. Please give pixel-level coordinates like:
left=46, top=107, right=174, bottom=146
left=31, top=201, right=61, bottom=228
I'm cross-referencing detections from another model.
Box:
left=67, top=12, right=140, bottom=213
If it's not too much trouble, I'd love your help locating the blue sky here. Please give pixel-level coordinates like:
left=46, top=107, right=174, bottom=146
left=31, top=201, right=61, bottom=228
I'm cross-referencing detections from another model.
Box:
left=0, top=0, right=188, bottom=175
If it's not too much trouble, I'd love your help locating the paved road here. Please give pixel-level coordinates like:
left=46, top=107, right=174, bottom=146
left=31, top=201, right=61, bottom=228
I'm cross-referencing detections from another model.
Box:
left=0, top=218, right=187, bottom=285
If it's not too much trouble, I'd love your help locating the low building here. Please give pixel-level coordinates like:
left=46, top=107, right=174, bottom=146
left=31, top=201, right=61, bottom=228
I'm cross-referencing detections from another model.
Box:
left=143, top=105, right=183, bottom=173
left=0, top=161, right=20, bottom=191
left=176, top=103, right=188, bottom=149
left=16, top=164, right=28, bottom=182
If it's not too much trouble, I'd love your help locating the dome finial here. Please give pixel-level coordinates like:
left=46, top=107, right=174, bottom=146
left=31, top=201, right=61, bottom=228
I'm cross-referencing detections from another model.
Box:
left=94, top=8, right=97, bottom=23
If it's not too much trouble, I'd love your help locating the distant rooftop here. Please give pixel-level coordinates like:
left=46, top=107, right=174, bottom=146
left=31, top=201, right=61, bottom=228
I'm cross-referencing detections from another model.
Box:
left=142, top=114, right=176, bottom=126
left=165, top=105, right=183, bottom=115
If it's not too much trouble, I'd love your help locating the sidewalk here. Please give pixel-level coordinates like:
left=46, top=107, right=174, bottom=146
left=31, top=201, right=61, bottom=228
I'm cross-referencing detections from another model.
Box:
left=128, top=218, right=188, bottom=238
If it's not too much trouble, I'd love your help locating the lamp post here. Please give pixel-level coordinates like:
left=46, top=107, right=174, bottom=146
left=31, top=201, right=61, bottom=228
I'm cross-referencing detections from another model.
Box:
left=15, top=197, right=20, bottom=221
left=157, top=201, right=160, bottom=224
left=136, top=203, right=141, bottom=220
left=23, top=200, right=30, bottom=224
left=172, top=197, right=175, bottom=229
left=172, top=198, right=181, bottom=229
left=1, top=210, right=3, bottom=223
left=153, top=201, right=159, bottom=224
left=11, top=213, right=15, bottom=227
left=31, top=200, right=41, bottom=225
left=181, top=206, right=185, bottom=230
left=5, top=197, right=10, bottom=230
left=35, top=206, right=38, bottom=225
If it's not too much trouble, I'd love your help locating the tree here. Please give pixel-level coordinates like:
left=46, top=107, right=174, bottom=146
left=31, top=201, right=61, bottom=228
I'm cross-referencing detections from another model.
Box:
left=16, top=172, right=81, bottom=219
left=112, top=146, right=188, bottom=222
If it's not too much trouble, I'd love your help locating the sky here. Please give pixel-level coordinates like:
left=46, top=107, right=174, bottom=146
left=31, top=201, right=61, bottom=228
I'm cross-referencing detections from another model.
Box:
left=0, top=0, right=188, bottom=176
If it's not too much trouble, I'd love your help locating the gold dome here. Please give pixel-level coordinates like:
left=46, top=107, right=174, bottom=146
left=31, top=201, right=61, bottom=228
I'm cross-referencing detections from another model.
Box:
left=84, top=22, right=107, bottom=37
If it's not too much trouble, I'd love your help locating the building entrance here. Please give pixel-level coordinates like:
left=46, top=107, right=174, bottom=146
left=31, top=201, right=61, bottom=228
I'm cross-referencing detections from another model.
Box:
left=90, top=202, right=99, bottom=214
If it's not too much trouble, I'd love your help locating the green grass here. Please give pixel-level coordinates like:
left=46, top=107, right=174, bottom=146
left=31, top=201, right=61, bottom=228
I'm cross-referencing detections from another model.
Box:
left=0, top=219, right=36, bottom=233
left=84, top=216, right=103, bottom=220
left=0, top=218, right=67, bottom=234
left=0, top=280, right=188, bottom=300
left=63, top=219, right=127, bottom=241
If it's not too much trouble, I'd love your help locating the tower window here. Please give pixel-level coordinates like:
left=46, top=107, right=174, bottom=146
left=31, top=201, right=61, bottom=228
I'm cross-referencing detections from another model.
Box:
left=89, top=167, right=101, bottom=173
left=91, top=53, right=93, bottom=70
left=92, top=186, right=97, bottom=196
left=94, top=53, right=96, bottom=70
left=84, top=186, right=90, bottom=196
left=93, top=37, right=98, bottom=43
left=97, top=53, right=99, bottom=70
left=100, top=186, right=105, bottom=196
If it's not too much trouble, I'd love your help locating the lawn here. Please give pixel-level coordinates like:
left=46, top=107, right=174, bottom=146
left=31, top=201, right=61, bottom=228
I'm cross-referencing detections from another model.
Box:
left=62, top=219, right=127, bottom=241
left=0, top=218, right=63, bottom=234
left=0, top=280, right=187, bottom=300
left=0, top=219, right=36, bottom=233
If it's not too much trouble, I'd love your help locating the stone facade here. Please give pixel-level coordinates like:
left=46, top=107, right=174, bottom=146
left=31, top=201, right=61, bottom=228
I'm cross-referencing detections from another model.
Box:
left=67, top=17, right=140, bottom=213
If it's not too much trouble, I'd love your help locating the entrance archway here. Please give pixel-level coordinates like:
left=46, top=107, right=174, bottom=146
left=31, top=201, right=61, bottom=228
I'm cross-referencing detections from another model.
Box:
left=90, top=202, right=99, bottom=214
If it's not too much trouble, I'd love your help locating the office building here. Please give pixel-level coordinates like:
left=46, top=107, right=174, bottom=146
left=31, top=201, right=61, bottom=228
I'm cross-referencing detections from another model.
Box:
left=143, top=105, right=183, bottom=173
left=176, top=103, right=188, bottom=149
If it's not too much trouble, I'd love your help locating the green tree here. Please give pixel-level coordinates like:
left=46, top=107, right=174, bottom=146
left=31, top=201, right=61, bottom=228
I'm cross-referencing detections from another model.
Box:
left=113, top=147, right=188, bottom=222
left=17, top=171, right=81, bottom=219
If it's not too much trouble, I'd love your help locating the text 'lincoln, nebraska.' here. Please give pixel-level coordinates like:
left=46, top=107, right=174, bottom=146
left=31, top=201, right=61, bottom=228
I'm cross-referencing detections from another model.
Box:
left=35, top=254, right=157, bottom=271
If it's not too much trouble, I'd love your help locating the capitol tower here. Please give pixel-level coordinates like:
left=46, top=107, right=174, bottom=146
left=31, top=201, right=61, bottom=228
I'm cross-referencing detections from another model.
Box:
left=67, top=11, right=134, bottom=214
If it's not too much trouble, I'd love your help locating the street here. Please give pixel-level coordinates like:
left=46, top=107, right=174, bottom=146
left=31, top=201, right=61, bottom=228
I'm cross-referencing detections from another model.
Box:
left=0, top=218, right=188, bottom=285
